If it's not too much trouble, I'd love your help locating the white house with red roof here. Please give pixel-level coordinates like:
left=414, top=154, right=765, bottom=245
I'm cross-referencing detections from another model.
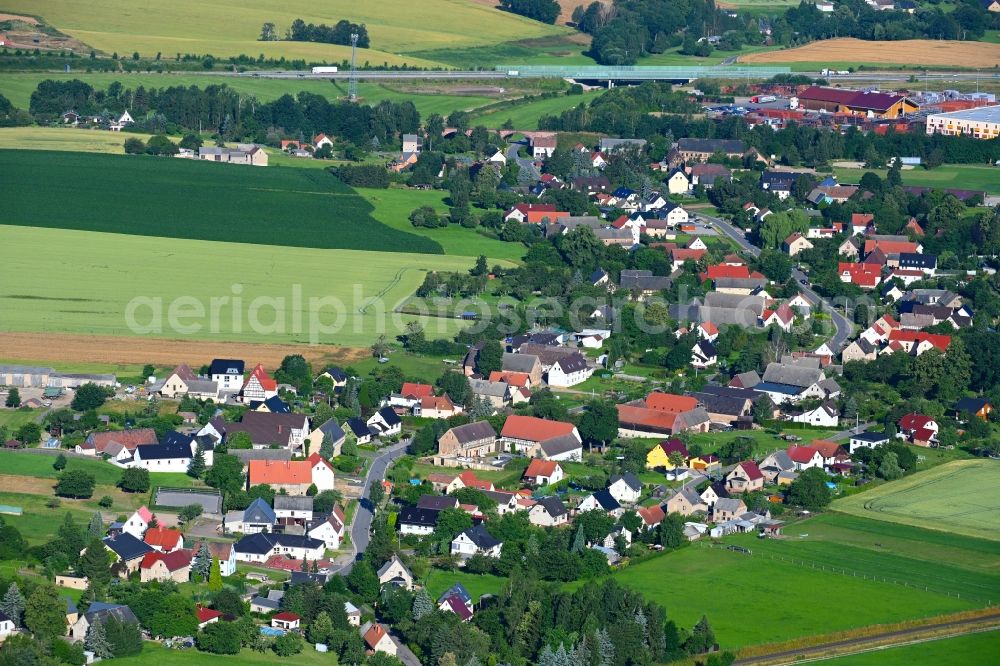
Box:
left=882, top=330, right=951, bottom=357
left=500, top=415, right=582, bottom=461
left=761, top=303, right=795, bottom=332
left=786, top=445, right=824, bottom=470
left=241, top=364, right=277, bottom=403
left=361, top=622, right=397, bottom=656
left=522, top=459, right=564, bottom=486
left=144, top=526, right=184, bottom=553
left=783, top=232, right=814, bottom=257
left=196, top=605, right=223, bottom=629
left=839, top=263, right=882, bottom=289
left=898, top=413, right=938, bottom=446
left=122, top=506, right=153, bottom=539
left=313, top=133, right=333, bottom=148
left=725, top=461, right=764, bottom=493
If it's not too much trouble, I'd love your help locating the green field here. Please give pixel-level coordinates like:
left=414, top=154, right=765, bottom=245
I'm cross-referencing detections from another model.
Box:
left=406, top=35, right=596, bottom=68
left=0, top=491, right=98, bottom=545
left=614, top=544, right=975, bottom=648
left=0, top=409, right=44, bottom=431
left=0, top=224, right=476, bottom=345
left=0, top=450, right=197, bottom=488
left=356, top=187, right=525, bottom=262
left=424, top=569, right=506, bottom=602
left=833, top=164, right=1000, bottom=195
left=833, top=460, right=1000, bottom=541
left=0, top=73, right=496, bottom=119
left=2, top=150, right=443, bottom=253
left=0, top=127, right=158, bottom=154
left=471, top=91, right=603, bottom=130
left=810, top=630, right=1000, bottom=665
left=0, top=0, right=567, bottom=66
left=114, top=642, right=335, bottom=666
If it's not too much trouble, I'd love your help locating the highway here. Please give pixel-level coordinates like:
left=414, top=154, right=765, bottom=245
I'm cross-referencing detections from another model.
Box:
left=697, top=211, right=853, bottom=352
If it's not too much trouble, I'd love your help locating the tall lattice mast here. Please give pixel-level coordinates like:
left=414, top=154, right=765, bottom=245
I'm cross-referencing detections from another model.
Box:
left=348, top=33, right=359, bottom=102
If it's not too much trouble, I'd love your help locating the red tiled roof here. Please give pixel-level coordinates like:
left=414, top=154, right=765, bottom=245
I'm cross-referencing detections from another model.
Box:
left=420, top=395, right=455, bottom=411
left=401, top=382, right=434, bottom=399
left=888, top=330, right=951, bottom=352
left=700, top=264, right=751, bottom=281
left=273, top=612, right=300, bottom=622
left=243, top=364, right=277, bottom=392
left=457, top=470, right=493, bottom=491
left=363, top=623, right=389, bottom=649
left=488, top=371, right=531, bottom=387
left=617, top=405, right=679, bottom=431
left=700, top=322, right=719, bottom=336
left=248, top=460, right=312, bottom=486
left=645, top=392, right=698, bottom=413
left=787, top=445, right=820, bottom=464
left=736, top=460, right=763, bottom=480
left=899, top=412, right=934, bottom=430
left=838, top=262, right=882, bottom=287
left=812, top=440, right=845, bottom=459
left=672, top=248, right=706, bottom=263
left=913, top=427, right=936, bottom=442
left=501, top=415, right=575, bottom=443
left=851, top=213, right=875, bottom=226
left=524, top=459, right=559, bottom=479
left=140, top=548, right=192, bottom=572
left=306, top=452, right=334, bottom=471
left=144, top=526, right=182, bottom=550
left=864, top=239, right=919, bottom=255
left=638, top=504, right=665, bottom=526
left=658, top=438, right=690, bottom=457
left=86, top=428, right=158, bottom=453
left=196, top=606, right=223, bottom=623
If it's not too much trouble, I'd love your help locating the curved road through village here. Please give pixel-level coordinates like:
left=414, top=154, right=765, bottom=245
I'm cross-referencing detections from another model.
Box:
left=698, top=212, right=854, bottom=351
left=330, top=439, right=411, bottom=575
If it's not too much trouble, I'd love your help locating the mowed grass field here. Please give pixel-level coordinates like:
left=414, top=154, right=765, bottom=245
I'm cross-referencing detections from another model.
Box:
left=741, top=38, right=1000, bottom=68
left=114, top=643, right=336, bottom=666
left=1, top=150, right=443, bottom=253
left=0, top=0, right=567, bottom=64
left=833, top=164, right=1000, bottom=195
left=0, top=73, right=496, bottom=119
left=0, top=126, right=157, bottom=154
left=471, top=91, right=603, bottom=130
left=614, top=544, right=975, bottom=648
left=833, top=460, right=1000, bottom=541
left=809, top=630, right=1000, bottom=665
left=356, top=187, right=526, bottom=262
left=0, top=225, right=476, bottom=346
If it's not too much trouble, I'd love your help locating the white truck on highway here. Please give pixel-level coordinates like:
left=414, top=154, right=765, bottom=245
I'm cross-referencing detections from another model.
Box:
left=311, top=66, right=338, bottom=74
left=821, top=68, right=850, bottom=77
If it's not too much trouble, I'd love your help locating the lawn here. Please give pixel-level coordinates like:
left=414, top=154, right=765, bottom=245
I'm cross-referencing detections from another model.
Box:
left=833, top=459, right=1000, bottom=541
left=0, top=0, right=567, bottom=65
left=0, top=225, right=475, bottom=346
left=833, top=164, right=1000, bottom=195
left=613, top=544, right=975, bottom=648
left=810, top=630, right=1000, bottom=664
left=356, top=187, right=526, bottom=262
left=114, top=642, right=334, bottom=666
left=1, top=149, right=443, bottom=253
left=471, top=91, right=604, bottom=130
left=424, top=568, right=506, bottom=602
left=0, top=449, right=201, bottom=488
left=0, top=491, right=97, bottom=545
left=0, top=409, right=43, bottom=431
left=0, top=73, right=496, bottom=119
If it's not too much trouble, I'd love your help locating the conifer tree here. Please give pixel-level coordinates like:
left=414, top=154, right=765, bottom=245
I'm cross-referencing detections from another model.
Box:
left=0, top=582, right=24, bottom=627
left=85, top=617, right=113, bottom=659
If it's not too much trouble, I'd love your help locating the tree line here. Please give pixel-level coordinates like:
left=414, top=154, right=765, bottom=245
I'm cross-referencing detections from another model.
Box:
left=260, top=19, right=371, bottom=47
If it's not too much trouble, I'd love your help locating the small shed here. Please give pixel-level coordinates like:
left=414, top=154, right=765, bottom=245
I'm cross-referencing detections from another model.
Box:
left=272, top=612, right=301, bottom=631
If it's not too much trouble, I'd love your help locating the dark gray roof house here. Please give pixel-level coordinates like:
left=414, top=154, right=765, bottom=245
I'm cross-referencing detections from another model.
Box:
left=534, top=496, right=568, bottom=518
left=461, top=524, right=501, bottom=550
left=102, top=533, right=153, bottom=562
left=610, top=472, right=642, bottom=492
left=417, top=495, right=460, bottom=511
left=398, top=506, right=440, bottom=530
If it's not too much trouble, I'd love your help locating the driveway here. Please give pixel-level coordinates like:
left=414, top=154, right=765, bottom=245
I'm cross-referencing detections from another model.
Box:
left=698, top=212, right=853, bottom=351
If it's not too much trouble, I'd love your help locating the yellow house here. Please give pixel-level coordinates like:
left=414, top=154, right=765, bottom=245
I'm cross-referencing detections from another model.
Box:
left=645, top=439, right=690, bottom=470
left=688, top=454, right=720, bottom=472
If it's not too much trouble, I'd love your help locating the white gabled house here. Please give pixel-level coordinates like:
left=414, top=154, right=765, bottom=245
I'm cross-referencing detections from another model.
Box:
left=451, top=524, right=502, bottom=559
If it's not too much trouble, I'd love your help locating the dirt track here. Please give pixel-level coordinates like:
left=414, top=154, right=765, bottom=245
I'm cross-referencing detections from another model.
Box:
left=741, top=38, right=1000, bottom=67
left=0, top=332, right=367, bottom=370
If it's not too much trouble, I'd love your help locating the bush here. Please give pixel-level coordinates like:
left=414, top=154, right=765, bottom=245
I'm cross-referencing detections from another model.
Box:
left=98, top=496, right=114, bottom=508
left=118, top=467, right=150, bottom=493
left=124, top=137, right=146, bottom=154
left=196, top=622, right=241, bottom=654
left=334, top=164, right=390, bottom=188
left=272, top=631, right=303, bottom=656
left=179, top=504, right=203, bottom=522
left=56, top=470, right=96, bottom=499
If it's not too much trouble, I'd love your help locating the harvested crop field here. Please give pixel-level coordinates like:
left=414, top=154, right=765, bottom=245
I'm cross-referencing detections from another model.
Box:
left=741, top=38, right=1000, bottom=68
left=0, top=332, right=368, bottom=370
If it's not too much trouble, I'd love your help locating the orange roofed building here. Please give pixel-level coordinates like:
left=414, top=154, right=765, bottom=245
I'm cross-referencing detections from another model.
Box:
left=618, top=392, right=709, bottom=438
left=248, top=454, right=335, bottom=495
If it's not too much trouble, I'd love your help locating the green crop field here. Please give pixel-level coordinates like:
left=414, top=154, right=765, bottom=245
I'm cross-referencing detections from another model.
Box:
left=1, top=0, right=567, bottom=66
left=613, top=544, right=975, bottom=648
left=833, top=164, right=1000, bottom=195
left=0, top=225, right=476, bottom=345
left=2, top=150, right=443, bottom=253
left=810, top=630, right=1000, bottom=664
left=833, top=460, right=1000, bottom=541
left=0, top=73, right=496, bottom=120
left=407, top=35, right=595, bottom=68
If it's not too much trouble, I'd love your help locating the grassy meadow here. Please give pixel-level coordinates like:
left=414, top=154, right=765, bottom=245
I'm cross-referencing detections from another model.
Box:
left=613, top=543, right=976, bottom=648
left=424, top=569, right=507, bottom=602
left=470, top=91, right=602, bottom=130
left=833, top=164, right=1000, bottom=195
left=833, top=460, right=1000, bottom=541
left=0, top=0, right=567, bottom=65
left=0, top=126, right=157, bottom=153
left=0, top=409, right=44, bottom=431
left=0, top=73, right=497, bottom=119
left=809, top=630, right=1000, bottom=665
